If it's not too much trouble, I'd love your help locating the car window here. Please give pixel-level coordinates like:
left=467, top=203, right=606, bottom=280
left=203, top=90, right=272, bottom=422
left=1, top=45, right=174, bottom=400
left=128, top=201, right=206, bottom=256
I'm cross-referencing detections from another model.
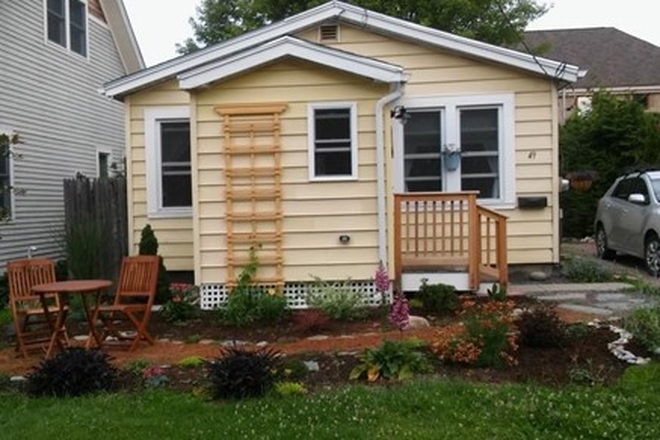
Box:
left=651, top=178, right=660, bottom=202
left=630, top=178, right=649, bottom=198
left=612, top=178, right=633, bottom=200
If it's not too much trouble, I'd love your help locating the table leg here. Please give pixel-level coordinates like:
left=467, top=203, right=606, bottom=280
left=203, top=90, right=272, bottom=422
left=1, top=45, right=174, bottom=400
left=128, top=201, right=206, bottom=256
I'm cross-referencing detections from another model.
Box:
left=44, top=294, right=67, bottom=358
left=81, top=292, right=103, bottom=349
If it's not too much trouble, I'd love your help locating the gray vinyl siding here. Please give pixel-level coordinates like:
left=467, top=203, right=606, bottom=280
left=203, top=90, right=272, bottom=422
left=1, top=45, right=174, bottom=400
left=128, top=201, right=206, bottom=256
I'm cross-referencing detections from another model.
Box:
left=0, top=1, right=127, bottom=267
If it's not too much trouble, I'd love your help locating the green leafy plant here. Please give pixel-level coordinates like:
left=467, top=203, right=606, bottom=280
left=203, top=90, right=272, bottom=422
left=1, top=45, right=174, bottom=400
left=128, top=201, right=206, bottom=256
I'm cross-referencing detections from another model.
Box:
left=568, top=357, right=607, bottom=387
left=562, top=257, right=614, bottom=283
left=27, top=348, right=117, bottom=397
left=487, top=283, right=507, bottom=301
left=160, top=283, right=199, bottom=323
left=565, top=322, right=592, bottom=339
left=126, top=358, right=154, bottom=376
left=277, top=358, right=310, bottom=381
left=218, top=247, right=289, bottom=326
left=517, top=305, right=566, bottom=348
left=306, top=276, right=366, bottom=321
left=58, top=218, right=105, bottom=280
left=139, top=224, right=171, bottom=304
left=417, top=281, right=458, bottom=314
left=625, top=306, right=660, bottom=352
left=208, top=347, right=282, bottom=400
left=177, top=355, right=207, bottom=368
left=349, top=339, right=430, bottom=382
left=273, top=381, right=307, bottom=397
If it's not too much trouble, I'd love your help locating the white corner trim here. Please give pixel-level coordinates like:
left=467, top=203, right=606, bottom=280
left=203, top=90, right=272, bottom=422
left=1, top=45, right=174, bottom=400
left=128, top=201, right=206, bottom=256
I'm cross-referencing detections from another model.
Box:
left=144, top=106, right=192, bottom=218
left=307, top=102, right=359, bottom=181
left=102, top=2, right=577, bottom=98
left=178, top=36, right=405, bottom=89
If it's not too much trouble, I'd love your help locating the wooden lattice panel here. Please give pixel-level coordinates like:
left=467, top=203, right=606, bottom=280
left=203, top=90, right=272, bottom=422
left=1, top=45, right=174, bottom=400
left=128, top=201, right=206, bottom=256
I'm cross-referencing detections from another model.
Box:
left=215, top=104, right=287, bottom=288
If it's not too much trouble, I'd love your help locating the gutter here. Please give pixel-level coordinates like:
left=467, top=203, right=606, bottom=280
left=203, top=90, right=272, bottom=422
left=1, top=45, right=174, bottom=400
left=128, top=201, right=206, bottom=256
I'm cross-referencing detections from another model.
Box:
left=375, top=83, right=404, bottom=271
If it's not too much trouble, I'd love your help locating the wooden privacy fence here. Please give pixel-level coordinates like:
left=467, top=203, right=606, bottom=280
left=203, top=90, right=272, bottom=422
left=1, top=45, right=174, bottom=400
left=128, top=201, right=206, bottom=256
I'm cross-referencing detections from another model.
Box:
left=393, top=192, right=508, bottom=291
left=63, top=176, right=127, bottom=282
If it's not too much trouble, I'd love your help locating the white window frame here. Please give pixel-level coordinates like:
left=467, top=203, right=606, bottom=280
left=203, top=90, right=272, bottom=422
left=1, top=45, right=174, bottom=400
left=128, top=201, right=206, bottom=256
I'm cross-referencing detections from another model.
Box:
left=44, top=0, right=89, bottom=58
left=393, top=93, right=516, bottom=209
left=307, top=102, right=358, bottom=181
left=96, top=149, right=111, bottom=178
left=145, top=106, right=192, bottom=218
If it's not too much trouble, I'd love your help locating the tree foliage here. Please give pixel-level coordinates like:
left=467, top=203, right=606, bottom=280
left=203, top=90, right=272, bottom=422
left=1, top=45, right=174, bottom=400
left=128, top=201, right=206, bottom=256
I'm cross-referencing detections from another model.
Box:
left=560, top=91, right=660, bottom=238
left=177, top=0, right=547, bottom=54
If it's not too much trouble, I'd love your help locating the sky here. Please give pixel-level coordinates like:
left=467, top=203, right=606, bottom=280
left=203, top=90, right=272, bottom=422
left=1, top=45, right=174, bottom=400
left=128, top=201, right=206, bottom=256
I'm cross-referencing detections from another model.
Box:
left=122, top=0, right=660, bottom=67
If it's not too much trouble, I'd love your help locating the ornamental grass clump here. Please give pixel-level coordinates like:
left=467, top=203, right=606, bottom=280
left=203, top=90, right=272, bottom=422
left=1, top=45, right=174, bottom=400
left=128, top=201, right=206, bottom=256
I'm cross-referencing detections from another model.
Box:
left=432, top=297, right=518, bottom=368
left=27, top=348, right=117, bottom=398
left=208, top=347, right=282, bottom=400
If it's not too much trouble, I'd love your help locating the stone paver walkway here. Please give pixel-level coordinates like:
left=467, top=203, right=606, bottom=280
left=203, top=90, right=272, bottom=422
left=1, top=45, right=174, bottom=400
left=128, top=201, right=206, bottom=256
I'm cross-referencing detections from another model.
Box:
left=510, top=282, right=657, bottom=317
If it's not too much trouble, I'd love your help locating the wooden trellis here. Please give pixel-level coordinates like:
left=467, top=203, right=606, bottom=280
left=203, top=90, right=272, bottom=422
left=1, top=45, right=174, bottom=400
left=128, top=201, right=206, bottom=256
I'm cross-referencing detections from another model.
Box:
left=215, top=103, right=287, bottom=288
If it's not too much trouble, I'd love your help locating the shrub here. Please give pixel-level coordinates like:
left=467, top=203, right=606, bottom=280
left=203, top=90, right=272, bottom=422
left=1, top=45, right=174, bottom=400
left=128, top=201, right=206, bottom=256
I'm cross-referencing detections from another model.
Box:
left=293, top=309, right=330, bottom=334
left=417, top=281, right=458, bottom=314
left=0, top=272, right=8, bottom=310
left=562, top=257, right=614, bottom=283
left=27, top=348, right=117, bottom=397
left=349, top=339, right=430, bottom=382
left=306, top=276, right=366, bottom=321
left=208, top=347, right=282, bottom=400
left=273, top=381, right=307, bottom=397
left=177, top=355, right=207, bottom=368
left=433, top=298, right=518, bottom=367
left=517, top=305, right=566, bottom=348
left=277, top=358, right=310, bottom=381
left=625, top=306, right=660, bottom=352
left=160, top=283, right=199, bottom=323
left=139, top=224, right=171, bottom=304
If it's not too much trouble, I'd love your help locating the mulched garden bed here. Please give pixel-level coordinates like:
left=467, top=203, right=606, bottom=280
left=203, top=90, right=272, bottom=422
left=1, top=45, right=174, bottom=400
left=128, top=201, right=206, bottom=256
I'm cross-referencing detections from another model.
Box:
left=0, top=296, right=651, bottom=395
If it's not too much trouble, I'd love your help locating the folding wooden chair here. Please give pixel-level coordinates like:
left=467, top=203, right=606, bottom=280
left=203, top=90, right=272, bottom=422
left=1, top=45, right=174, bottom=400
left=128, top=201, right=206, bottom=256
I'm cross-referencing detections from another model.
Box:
left=93, top=255, right=159, bottom=351
left=7, top=259, right=67, bottom=357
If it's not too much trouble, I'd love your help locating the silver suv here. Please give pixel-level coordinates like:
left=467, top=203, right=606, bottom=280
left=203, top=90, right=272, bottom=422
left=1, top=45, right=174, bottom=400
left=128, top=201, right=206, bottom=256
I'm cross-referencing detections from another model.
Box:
left=594, top=171, right=660, bottom=274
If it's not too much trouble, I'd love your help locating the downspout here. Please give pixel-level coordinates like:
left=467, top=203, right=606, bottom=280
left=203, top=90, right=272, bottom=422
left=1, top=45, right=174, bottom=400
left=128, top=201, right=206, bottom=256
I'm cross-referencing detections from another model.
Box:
left=375, top=82, right=404, bottom=272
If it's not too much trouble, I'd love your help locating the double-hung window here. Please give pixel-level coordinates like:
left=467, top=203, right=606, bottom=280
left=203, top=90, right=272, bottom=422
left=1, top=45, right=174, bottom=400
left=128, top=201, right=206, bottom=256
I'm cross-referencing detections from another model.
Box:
left=46, top=0, right=87, bottom=57
left=145, top=107, right=193, bottom=218
left=308, top=103, right=358, bottom=180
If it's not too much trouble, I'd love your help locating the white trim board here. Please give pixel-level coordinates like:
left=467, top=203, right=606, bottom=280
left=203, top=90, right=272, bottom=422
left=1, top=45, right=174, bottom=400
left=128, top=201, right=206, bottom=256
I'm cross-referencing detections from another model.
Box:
left=102, top=1, right=579, bottom=98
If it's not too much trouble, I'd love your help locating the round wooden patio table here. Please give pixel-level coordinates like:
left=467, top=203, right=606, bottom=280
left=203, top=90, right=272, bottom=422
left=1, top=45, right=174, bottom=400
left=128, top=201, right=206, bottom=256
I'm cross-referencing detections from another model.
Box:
left=32, top=279, right=112, bottom=358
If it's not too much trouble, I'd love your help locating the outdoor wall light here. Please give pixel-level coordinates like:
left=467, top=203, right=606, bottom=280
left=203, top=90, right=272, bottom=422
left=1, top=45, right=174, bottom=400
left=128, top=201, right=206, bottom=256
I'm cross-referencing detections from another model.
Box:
left=339, top=234, right=351, bottom=244
left=390, top=105, right=410, bottom=124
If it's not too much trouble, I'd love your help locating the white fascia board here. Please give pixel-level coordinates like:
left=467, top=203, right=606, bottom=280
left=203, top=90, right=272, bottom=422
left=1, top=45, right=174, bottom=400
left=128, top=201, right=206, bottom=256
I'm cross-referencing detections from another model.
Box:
left=102, top=3, right=341, bottom=97
left=102, top=1, right=578, bottom=98
left=178, top=36, right=406, bottom=89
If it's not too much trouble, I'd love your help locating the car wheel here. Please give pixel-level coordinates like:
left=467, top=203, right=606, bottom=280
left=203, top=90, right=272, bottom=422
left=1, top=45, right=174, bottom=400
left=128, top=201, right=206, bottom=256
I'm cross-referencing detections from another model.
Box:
left=645, top=235, right=660, bottom=276
left=595, top=226, right=615, bottom=260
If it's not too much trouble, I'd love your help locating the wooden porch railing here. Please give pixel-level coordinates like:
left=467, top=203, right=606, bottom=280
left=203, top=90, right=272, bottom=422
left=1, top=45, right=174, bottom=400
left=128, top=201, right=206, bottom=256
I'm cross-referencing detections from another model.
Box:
left=393, top=192, right=508, bottom=291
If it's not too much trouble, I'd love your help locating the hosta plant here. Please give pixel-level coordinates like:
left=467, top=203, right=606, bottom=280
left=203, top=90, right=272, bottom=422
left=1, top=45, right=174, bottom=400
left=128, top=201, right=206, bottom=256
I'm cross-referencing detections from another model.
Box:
left=27, top=348, right=117, bottom=397
left=349, top=339, right=430, bottom=382
left=208, top=347, right=282, bottom=400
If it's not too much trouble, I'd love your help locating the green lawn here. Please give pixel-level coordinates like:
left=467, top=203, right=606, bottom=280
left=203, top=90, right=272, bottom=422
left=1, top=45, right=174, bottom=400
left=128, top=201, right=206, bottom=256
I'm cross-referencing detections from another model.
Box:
left=1, top=365, right=659, bottom=440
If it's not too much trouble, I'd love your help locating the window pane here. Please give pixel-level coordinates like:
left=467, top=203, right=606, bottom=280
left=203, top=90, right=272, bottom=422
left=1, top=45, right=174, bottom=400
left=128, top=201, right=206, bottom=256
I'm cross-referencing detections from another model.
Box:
left=0, top=155, right=10, bottom=215
left=404, top=111, right=442, bottom=192
left=460, top=108, right=499, bottom=198
left=160, top=121, right=191, bottom=207
left=47, top=0, right=66, bottom=46
left=313, top=107, right=352, bottom=177
left=69, top=0, right=86, bottom=56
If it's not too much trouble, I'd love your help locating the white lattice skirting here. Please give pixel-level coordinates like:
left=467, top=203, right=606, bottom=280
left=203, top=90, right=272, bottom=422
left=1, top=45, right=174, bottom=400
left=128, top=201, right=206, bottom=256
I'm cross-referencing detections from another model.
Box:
left=200, top=280, right=387, bottom=310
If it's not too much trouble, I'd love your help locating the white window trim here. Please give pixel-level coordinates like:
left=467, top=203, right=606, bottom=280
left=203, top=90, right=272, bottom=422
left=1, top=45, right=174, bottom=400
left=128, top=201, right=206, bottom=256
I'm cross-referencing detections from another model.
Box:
left=307, top=102, right=358, bottom=181
left=44, top=0, right=89, bottom=59
left=0, top=128, right=16, bottom=221
left=145, top=106, right=192, bottom=218
left=96, top=148, right=111, bottom=178
left=393, top=93, right=516, bottom=209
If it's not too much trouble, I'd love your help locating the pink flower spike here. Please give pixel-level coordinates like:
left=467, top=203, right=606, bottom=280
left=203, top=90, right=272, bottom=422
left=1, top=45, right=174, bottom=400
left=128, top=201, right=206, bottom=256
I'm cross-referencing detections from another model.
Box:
left=374, top=261, right=391, bottom=293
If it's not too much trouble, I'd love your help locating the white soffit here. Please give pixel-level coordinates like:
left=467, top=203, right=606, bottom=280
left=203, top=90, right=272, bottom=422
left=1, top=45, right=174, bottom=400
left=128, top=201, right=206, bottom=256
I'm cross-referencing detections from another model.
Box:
left=178, top=36, right=406, bottom=89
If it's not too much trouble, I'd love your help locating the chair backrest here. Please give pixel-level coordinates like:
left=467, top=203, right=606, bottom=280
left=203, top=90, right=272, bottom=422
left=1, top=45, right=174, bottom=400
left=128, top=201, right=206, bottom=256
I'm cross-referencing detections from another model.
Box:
left=7, top=259, right=58, bottom=308
left=114, top=255, right=159, bottom=306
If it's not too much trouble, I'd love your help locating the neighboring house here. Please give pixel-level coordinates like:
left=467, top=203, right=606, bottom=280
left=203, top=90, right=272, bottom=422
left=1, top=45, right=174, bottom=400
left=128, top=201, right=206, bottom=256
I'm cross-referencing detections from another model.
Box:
left=101, top=1, right=578, bottom=306
left=523, top=28, right=660, bottom=121
left=0, top=0, right=143, bottom=265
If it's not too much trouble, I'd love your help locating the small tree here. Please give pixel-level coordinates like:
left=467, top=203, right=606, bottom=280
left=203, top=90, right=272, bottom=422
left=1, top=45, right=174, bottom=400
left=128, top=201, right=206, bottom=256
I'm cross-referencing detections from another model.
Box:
left=138, top=224, right=171, bottom=303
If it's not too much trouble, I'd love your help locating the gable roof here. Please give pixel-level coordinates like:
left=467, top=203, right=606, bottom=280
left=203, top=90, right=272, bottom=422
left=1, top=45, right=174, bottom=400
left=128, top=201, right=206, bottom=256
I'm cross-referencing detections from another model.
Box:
left=102, top=1, right=578, bottom=99
left=179, top=36, right=407, bottom=89
left=523, top=28, right=660, bottom=91
left=99, top=0, right=145, bottom=73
